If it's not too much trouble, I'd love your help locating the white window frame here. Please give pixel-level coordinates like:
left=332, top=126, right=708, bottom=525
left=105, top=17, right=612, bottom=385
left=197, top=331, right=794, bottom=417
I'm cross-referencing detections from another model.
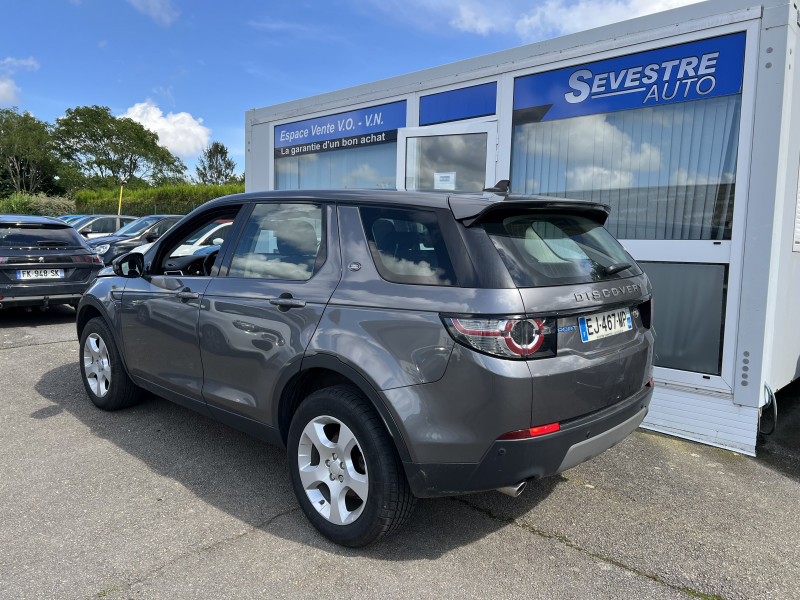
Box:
left=396, top=117, right=498, bottom=192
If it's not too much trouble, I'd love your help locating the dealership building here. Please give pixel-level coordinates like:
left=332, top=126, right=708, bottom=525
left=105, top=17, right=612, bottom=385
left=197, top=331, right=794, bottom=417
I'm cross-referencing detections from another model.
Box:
left=246, top=0, right=800, bottom=455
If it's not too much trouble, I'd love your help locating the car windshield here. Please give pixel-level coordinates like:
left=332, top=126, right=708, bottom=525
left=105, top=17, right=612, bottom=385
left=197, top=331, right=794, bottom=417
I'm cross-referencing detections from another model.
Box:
left=479, top=211, right=641, bottom=287
left=0, top=224, right=85, bottom=248
left=115, top=216, right=161, bottom=237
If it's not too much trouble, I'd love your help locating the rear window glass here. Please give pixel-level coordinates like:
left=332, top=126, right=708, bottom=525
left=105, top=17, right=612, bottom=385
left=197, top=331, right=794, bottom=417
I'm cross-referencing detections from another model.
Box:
left=0, top=224, right=85, bottom=248
left=479, top=212, right=641, bottom=287
left=360, top=206, right=458, bottom=286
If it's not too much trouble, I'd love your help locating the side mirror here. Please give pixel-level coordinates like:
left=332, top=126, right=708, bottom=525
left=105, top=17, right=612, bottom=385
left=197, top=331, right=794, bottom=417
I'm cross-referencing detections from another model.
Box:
left=81, top=230, right=91, bottom=236
left=112, top=252, right=145, bottom=278
left=145, top=231, right=159, bottom=242
left=211, top=237, right=224, bottom=245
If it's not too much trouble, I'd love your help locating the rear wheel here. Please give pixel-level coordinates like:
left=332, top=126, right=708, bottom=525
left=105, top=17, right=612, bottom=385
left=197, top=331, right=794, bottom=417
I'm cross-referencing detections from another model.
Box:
left=287, top=385, right=416, bottom=547
left=79, top=317, right=140, bottom=410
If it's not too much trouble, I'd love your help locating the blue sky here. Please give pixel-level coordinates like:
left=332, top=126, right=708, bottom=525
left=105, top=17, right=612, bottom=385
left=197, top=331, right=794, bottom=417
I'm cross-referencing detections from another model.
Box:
left=1, top=0, right=699, bottom=175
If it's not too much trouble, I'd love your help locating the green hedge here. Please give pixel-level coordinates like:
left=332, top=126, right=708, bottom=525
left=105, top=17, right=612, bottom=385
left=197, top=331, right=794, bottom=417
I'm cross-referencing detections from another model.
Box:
left=74, top=183, right=245, bottom=216
left=0, top=192, right=76, bottom=216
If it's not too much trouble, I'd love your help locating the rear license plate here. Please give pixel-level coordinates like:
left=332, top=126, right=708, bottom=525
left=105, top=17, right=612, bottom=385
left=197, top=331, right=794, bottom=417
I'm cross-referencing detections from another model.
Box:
left=578, top=307, right=632, bottom=342
left=16, top=268, right=65, bottom=280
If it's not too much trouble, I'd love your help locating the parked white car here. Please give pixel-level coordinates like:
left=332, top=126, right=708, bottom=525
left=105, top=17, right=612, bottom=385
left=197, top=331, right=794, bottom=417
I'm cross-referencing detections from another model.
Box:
left=134, top=220, right=231, bottom=256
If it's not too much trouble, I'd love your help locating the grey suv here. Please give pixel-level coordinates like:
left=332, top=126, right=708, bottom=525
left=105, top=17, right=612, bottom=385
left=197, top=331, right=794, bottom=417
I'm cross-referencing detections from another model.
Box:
left=76, top=190, right=654, bottom=547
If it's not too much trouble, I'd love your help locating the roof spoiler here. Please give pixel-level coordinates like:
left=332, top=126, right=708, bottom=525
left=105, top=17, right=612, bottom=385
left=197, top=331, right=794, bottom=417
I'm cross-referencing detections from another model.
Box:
left=450, top=186, right=611, bottom=227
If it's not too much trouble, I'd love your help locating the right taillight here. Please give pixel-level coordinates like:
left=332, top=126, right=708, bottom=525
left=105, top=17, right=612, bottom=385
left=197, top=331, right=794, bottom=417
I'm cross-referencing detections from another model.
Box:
left=442, top=315, right=557, bottom=360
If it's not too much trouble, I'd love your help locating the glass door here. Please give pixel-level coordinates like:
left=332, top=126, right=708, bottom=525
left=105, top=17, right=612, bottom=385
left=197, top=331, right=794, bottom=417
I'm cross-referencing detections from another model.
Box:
left=396, top=119, right=497, bottom=193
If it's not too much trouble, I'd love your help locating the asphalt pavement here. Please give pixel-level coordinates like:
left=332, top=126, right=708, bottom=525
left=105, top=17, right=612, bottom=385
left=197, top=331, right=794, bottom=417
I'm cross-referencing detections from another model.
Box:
left=1, top=305, right=799, bottom=600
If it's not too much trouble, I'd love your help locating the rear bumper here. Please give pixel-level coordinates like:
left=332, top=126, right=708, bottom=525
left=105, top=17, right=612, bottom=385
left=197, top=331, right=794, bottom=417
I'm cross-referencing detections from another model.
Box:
left=0, top=284, right=89, bottom=308
left=403, top=383, right=652, bottom=498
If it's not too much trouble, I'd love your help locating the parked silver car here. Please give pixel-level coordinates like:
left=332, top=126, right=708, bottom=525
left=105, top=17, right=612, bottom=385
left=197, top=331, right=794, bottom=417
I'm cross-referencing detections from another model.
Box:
left=76, top=189, right=654, bottom=546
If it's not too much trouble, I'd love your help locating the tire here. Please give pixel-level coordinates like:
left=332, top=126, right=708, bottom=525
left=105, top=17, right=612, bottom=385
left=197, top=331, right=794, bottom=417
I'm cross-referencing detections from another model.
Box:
left=79, top=317, right=140, bottom=411
left=287, top=385, right=416, bottom=547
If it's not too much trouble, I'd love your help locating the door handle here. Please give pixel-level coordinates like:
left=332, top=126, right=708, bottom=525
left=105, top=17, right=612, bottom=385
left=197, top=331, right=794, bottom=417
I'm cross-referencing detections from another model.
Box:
left=176, top=289, right=199, bottom=300
left=269, top=297, right=306, bottom=308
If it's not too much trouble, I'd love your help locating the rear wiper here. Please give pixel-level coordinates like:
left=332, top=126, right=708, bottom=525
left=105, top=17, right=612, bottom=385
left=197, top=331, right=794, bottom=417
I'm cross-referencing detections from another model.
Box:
left=604, top=262, right=632, bottom=275
left=37, top=240, right=69, bottom=246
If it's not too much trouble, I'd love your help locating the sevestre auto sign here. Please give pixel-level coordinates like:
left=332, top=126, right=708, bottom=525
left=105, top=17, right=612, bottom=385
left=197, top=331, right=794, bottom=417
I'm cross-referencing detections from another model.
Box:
left=513, top=32, right=746, bottom=123
left=274, top=101, right=407, bottom=158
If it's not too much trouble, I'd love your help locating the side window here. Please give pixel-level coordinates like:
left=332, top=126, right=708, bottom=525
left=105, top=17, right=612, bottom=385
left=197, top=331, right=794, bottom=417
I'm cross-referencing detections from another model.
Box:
left=360, top=206, right=458, bottom=286
left=151, top=219, right=176, bottom=237
left=94, top=218, right=117, bottom=234
left=228, top=203, right=324, bottom=281
left=155, top=208, right=240, bottom=274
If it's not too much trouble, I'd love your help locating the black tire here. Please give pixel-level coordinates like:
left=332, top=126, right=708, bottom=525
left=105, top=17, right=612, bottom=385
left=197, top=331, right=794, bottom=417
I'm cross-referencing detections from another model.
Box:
left=79, top=317, right=140, bottom=411
left=287, top=385, right=416, bottom=547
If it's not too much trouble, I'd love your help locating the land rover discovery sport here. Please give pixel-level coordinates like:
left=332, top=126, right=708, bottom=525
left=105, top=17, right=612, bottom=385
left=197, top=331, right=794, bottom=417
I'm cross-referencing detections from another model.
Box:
left=76, top=189, right=654, bottom=547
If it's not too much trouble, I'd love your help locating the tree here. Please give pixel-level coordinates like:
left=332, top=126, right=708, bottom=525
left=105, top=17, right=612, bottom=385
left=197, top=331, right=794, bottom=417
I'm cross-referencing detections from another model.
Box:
left=54, top=105, right=185, bottom=186
left=195, top=141, right=236, bottom=185
left=0, top=107, right=59, bottom=195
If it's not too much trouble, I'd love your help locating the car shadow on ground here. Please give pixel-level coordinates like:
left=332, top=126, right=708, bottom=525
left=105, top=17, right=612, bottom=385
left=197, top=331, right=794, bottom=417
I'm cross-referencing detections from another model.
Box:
left=34, top=361, right=560, bottom=559
left=756, top=378, right=800, bottom=483
left=0, top=304, right=76, bottom=326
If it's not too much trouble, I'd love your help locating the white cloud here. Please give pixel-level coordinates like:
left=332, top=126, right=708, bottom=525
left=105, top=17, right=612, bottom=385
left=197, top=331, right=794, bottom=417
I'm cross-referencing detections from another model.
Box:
left=669, top=168, right=735, bottom=186
left=567, top=165, right=633, bottom=190
left=122, top=100, right=211, bottom=158
left=0, top=76, right=21, bottom=105
left=0, top=57, right=40, bottom=73
left=0, top=57, right=38, bottom=106
left=450, top=3, right=497, bottom=35
left=126, top=0, right=179, bottom=26
left=364, top=0, right=701, bottom=40
left=515, top=0, right=701, bottom=40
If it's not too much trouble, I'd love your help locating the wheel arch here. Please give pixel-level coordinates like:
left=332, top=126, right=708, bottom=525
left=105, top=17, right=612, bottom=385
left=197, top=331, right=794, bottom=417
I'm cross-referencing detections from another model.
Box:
left=76, top=298, right=132, bottom=377
left=275, top=354, right=412, bottom=463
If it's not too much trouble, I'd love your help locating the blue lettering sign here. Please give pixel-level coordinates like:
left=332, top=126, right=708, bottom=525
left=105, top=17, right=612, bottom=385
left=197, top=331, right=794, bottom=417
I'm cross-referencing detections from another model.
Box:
left=514, top=33, right=745, bottom=122
left=275, top=101, right=407, bottom=148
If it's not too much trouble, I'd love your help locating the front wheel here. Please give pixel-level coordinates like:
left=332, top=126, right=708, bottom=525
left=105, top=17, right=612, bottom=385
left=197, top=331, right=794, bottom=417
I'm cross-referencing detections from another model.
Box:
left=287, top=385, right=416, bottom=547
left=79, top=317, right=140, bottom=410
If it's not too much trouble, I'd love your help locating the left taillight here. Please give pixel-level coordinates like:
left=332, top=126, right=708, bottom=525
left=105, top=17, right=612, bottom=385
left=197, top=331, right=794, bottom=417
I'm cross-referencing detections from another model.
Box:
left=441, top=315, right=557, bottom=360
left=72, top=255, right=102, bottom=264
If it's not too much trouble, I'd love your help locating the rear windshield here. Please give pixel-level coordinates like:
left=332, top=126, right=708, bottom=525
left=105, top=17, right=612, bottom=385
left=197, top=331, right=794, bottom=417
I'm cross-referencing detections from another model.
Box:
left=0, top=224, right=86, bottom=248
left=479, top=212, right=641, bottom=287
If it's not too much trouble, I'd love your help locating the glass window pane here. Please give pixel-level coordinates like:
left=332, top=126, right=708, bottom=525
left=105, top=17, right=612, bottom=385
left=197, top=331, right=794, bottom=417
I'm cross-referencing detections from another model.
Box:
left=360, top=206, right=458, bottom=286
left=480, top=212, right=641, bottom=287
left=406, top=133, right=487, bottom=193
left=639, top=261, right=727, bottom=375
left=510, top=95, right=741, bottom=240
left=275, top=144, right=396, bottom=190
left=229, top=204, right=324, bottom=281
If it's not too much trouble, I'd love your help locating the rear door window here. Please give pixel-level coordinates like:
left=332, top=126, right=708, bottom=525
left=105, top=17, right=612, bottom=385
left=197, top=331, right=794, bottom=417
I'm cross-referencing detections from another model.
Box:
left=360, top=206, right=458, bottom=287
left=479, top=212, right=641, bottom=287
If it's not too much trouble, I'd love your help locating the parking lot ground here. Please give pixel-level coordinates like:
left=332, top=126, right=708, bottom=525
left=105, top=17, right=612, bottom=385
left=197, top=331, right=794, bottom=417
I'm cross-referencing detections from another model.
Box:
left=1, top=307, right=799, bottom=600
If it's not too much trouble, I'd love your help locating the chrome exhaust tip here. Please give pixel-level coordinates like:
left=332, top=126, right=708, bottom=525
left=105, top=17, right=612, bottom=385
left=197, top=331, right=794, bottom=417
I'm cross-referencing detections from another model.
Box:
left=497, top=481, right=527, bottom=497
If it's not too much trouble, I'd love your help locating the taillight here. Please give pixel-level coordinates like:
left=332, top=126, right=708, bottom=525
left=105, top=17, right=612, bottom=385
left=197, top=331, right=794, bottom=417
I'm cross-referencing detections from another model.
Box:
left=498, top=422, right=560, bottom=440
left=72, top=255, right=102, bottom=264
left=442, top=315, right=556, bottom=360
